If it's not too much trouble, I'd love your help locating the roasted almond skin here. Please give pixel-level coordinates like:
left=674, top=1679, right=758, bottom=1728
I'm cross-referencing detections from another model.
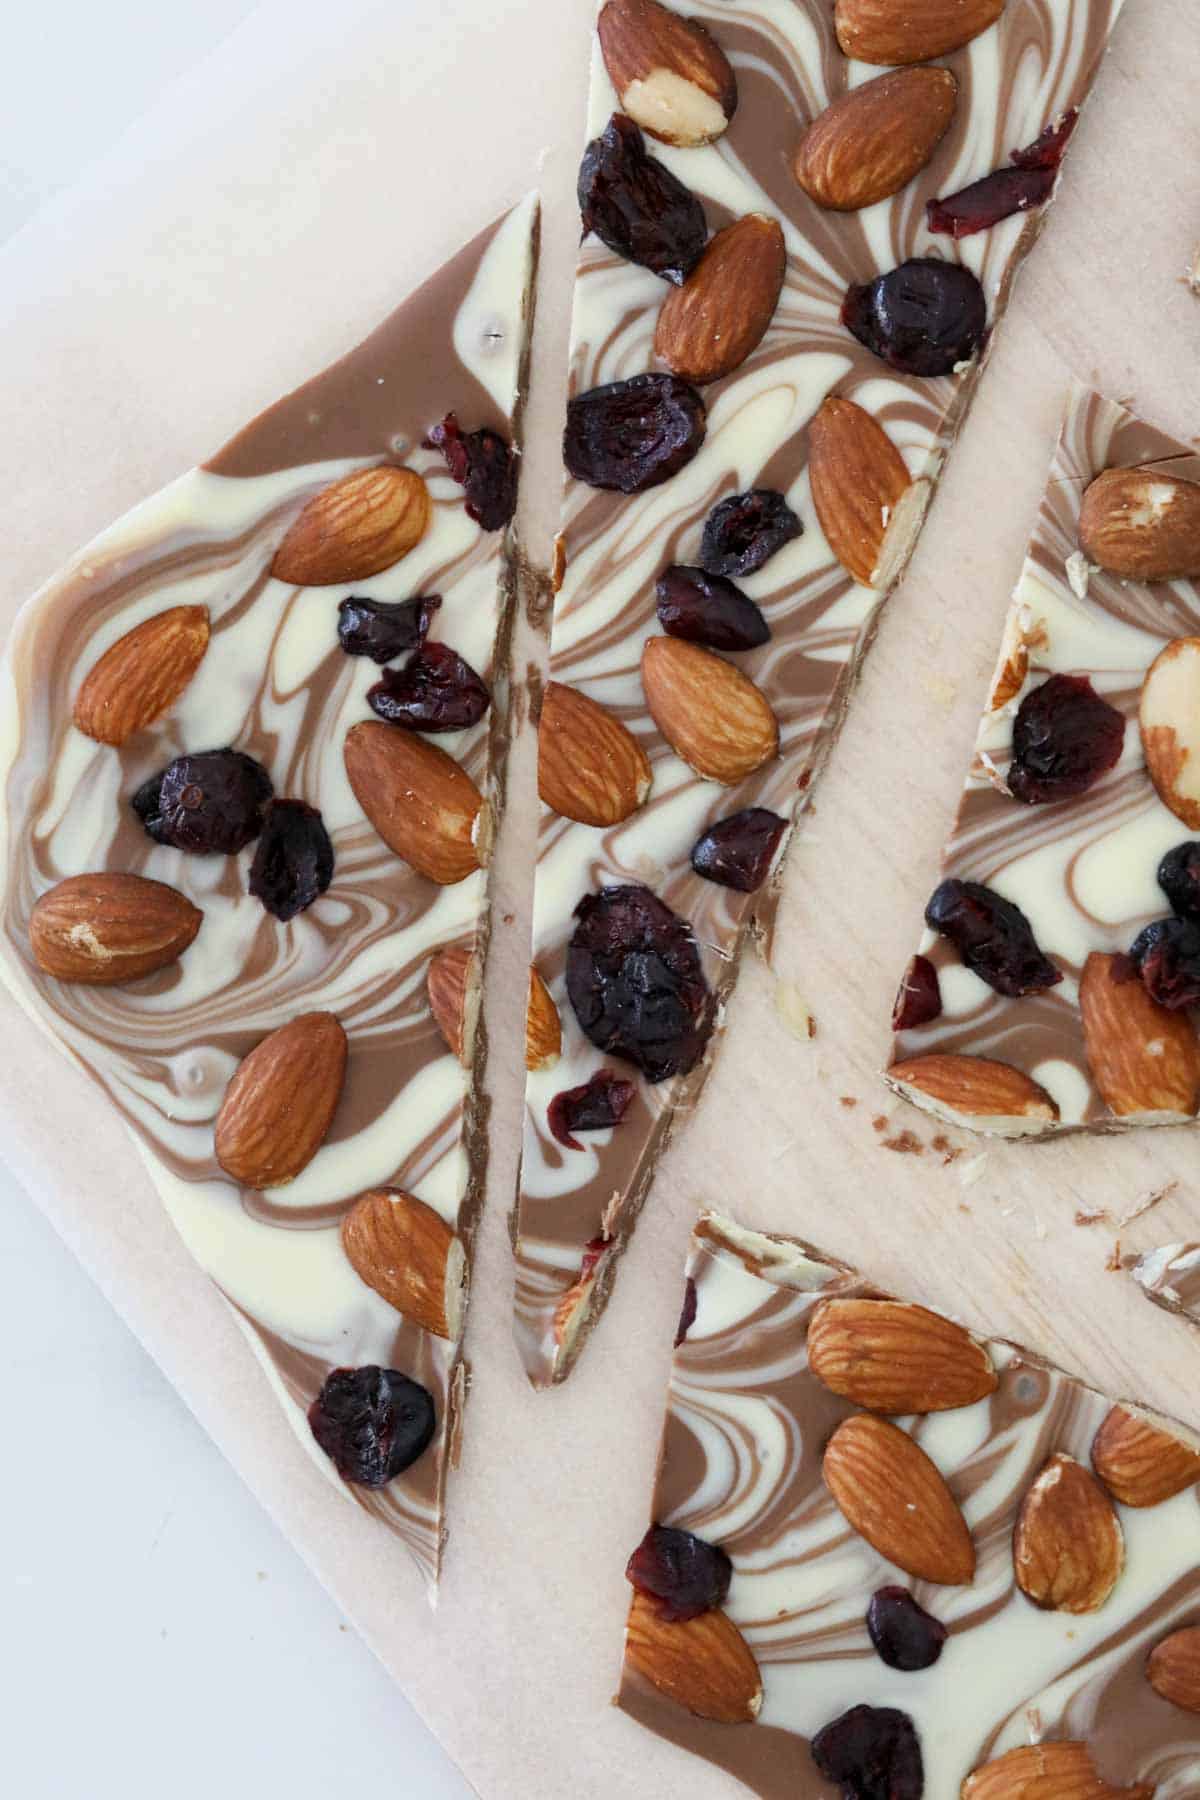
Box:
left=809, top=396, right=915, bottom=588
left=526, top=967, right=562, bottom=1071
left=426, top=944, right=476, bottom=1064
left=341, top=1188, right=466, bottom=1340
left=963, top=1742, right=1155, bottom=1800
left=642, top=636, right=778, bottom=784
left=598, top=0, right=737, bottom=148
left=807, top=1297, right=997, bottom=1414
left=1147, top=1626, right=1200, bottom=1713
left=73, top=605, right=210, bottom=746
left=1079, top=467, right=1200, bottom=581
left=794, top=68, right=958, bottom=211
left=624, top=1590, right=762, bottom=1723
left=344, top=721, right=487, bottom=885
left=888, top=1052, right=1059, bottom=1129
left=1092, top=1404, right=1200, bottom=1507
left=1013, top=1452, right=1124, bottom=1614
left=214, top=1011, right=347, bottom=1189
left=1140, top=636, right=1200, bottom=828
left=835, top=0, right=1006, bottom=65
left=1080, top=951, right=1200, bottom=1120
left=30, top=872, right=202, bottom=985
left=655, top=215, right=786, bottom=385
left=272, top=466, right=430, bottom=586
left=538, top=681, right=652, bottom=826
left=823, top=1413, right=975, bottom=1585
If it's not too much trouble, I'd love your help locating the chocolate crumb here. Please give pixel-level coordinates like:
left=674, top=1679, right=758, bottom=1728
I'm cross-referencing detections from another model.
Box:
left=839, top=1095, right=858, bottom=1109
left=1106, top=1239, right=1123, bottom=1272
left=882, top=1130, right=924, bottom=1156
left=1075, top=1207, right=1109, bottom=1228
left=871, top=1115, right=888, bottom=1133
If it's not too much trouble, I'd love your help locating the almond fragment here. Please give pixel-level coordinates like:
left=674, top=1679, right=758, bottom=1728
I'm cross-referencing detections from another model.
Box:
left=30, top=872, right=202, bottom=985
left=537, top=681, right=652, bottom=826
left=809, top=397, right=916, bottom=589
left=1079, top=466, right=1200, bottom=581
left=642, top=637, right=778, bottom=784
left=1013, top=1452, right=1124, bottom=1614
left=1080, top=951, right=1200, bottom=1121
left=214, top=1011, right=347, bottom=1189
left=834, top=0, right=1006, bottom=65
left=344, top=721, right=488, bottom=885
left=272, top=466, right=430, bottom=586
left=887, top=1052, right=1059, bottom=1136
left=597, top=0, right=737, bottom=148
left=987, top=605, right=1047, bottom=711
left=807, top=1297, right=997, bottom=1414
left=72, top=605, right=210, bottom=746
left=963, top=1742, right=1155, bottom=1800
left=1092, top=1404, right=1200, bottom=1507
left=526, top=967, right=562, bottom=1072
left=1140, top=636, right=1200, bottom=828
left=654, top=215, right=786, bottom=385
left=823, top=1413, right=975, bottom=1585
left=794, top=68, right=958, bottom=212
left=624, top=1590, right=761, bottom=1723
left=426, top=944, right=478, bottom=1064
left=341, top=1188, right=466, bottom=1340
left=1147, top=1625, right=1200, bottom=1713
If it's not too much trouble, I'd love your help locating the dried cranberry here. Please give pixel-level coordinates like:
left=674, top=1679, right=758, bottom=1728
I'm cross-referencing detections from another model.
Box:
left=842, top=259, right=987, bottom=378
left=892, top=955, right=942, bottom=1030
left=336, top=595, right=441, bottom=663
left=812, top=1706, right=924, bottom=1800
left=564, top=374, right=706, bottom=494
left=566, top=885, right=712, bottom=1081
left=367, top=641, right=491, bottom=732
left=578, top=114, right=707, bottom=286
left=425, top=413, right=518, bottom=530
left=925, top=878, right=1060, bottom=997
left=691, top=808, right=786, bottom=892
left=579, top=1234, right=611, bottom=1282
left=675, top=1276, right=698, bottom=1347
left=1158, top=843, right=1200, bottom=923
left=700, top=488, right=802, bottom=579
left=547, top=1068, right=636, bottom=1150
left=307, top=1366, right=435, bottom=1487
left=132, top=749, right=273, bottom=854
left=927, top=167, right=1056, bottom=240
left=866, top=1588, right=947, bottom=1672
left=1127, top=917, right=1200, bottom=1009
left=655, top=566, right=769, bottom=650
left=248, top=799, right=334, bottom=921
left=626, top=1524, right=732, bottom=1622
left=1011, top=109, right=1078, bottom=170
left=1006, top=674, right=1124, bottom=804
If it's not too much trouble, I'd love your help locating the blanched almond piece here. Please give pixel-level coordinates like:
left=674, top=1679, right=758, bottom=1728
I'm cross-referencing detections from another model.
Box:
left=1147, top=1626, right=1200, bottom=1713
left=888, top=1052, right=1059, bottom=1135
left=823, top=1413, right=975, bottom=1585
left=624, top=1590, right=761, bottom=1723
left=1013, top=1453, right=1124, bottom=1614
left=30, top=872, right=202, bottom=985
left=538, top=681, right=651, bottom=826
left=642, top=637, right=778, bottom=784
left=426, top=944, right=478, bottom=1064
left=1080, top=951, right=1200, bottom=1121
left=835, top=0, right=1005, bottom=65
left=215, top=1011, right=347, bottom=1189
left=963, top=1742, right=1155, bottom=1800
left=73, top=605, right=210, bottom=746
left=272, top=466, right=430, bottom=586
left=807, top=1297, right=997, bottom=1414
left=1092, top=1404, right=1200, bottom=1507
left=344, top=721, right=487, bottom=885
left=809, top=397, right=917, bottom=589
left=794, top=68, right=958, bottom=212
left=597, top=0, right=737, bottom=148
left=1140, top=636, right=1200, bottom=827
left=1079, top=467, right=1200, bottom=581
left=341, top=1189, right=466, bottom=1340
left=526, top=968, right=562, bottom=1071
left=655, top=215, right=786, bottom=385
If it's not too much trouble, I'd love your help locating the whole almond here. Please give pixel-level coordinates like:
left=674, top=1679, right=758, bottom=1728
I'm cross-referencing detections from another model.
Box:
left=73, top=606, right=210, bottom=747
left=823, top=1413, right=975, bottom=1585
left=215, top=1011, right=347, bottom=1189
left=963, top=1742, right=1155, bottom=1800
left=272, top=466, right=430, bottom=586
left=1080, top=951, right=1200, bottom=1120
left=809, top=397, right=916, bottom=589
left=888, top=1052, right=1059, bottom=1133
left=1140, top=636, right=1200, bottom=827
left=30, top=872, right=202, bottom=985
left=1147, top=1626, right=1200, bottom=1713
left=834, top=0, right=1005, bottom=64
left=794, top=68, right=958, bottom=212
left=526, top=967, right=562, bottom=1071
left=538, top=681, right=651, bottom=826
left=597, top=0, right=737, bottom=148
left=341, top=1188, right=466, bottom=1340
left=1013, top=1452, right=1124, bottom=1614
left=1079, top=467, right=1200, bottom=581
left=642, top=636, right=778, bottom=784
left=807, top=1297, right=997, bottom=1414
left=1092, top=1404, right=1200, bottom=1507
left=655, top=215, right=786, bottom=385
left=426, top=944, right=479, bottom=1064
left=624, top=1590, right=761, bottom=1723
left=344, top=721, right=488, bottom=885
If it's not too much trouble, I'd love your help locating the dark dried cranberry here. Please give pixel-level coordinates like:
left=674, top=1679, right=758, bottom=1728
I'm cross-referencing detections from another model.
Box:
left=842, top=259, right=987, bottom=378
left=811, top=1705, right=924, bottom=1800
left=425, top=412, right=518, bottom=531
left=925, top=878, right=1061, bottom=997
left=691, top=808, right=786, bottom=891
left=1158, top=843, right=1200, bottom=923
left=892, top=955, right=942, bottom=1030
left=367, top=641, right=491, bottom=732
left=926, top=167, right=1056, bottom=240
left=133, top=749, right=273, bottom=854
left=337, top=594, right=441, bottom=663
left=548, top=1068, right=636, bottom=1150
left=674, top=1276, right=698, bottom=1347
left=578, top=114, right=707, bottom=285
left=1006, top=674, right=1124, bottom=805
left=655, top=566, right=769, bottom=650
left=1011, top=109, right=1078, bottom=170
left=700, top=488, right=802, bottom=579
left=566, top=884, right=712, bottom=1081
left=1127, top=917, right=1200, bottom=1009
left=248, top=799, right=334, bottom=921
left=307, top=1366, right=435, bottom=1487
left=866, top=1588, right=947, bottom=1673
left=626, top=1524, right=732, bottom=1622
left=564, top=374, right=706, bottom=494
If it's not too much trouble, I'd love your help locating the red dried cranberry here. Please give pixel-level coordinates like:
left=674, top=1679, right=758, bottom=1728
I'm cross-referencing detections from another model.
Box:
left=626, top=1524, right=732, bottom=1622
left=656, top=566, right=769, bottom=650
left=307, top=1366, right=435, bottom=1487
left=691, top=808, right=786, bottom=891
left=700, top=488, right=802, bottom=579
left=579, top=1234, right=611, bottom=1282
left=1007, top=673, right=1124, bottom=804
left=925, top=878, right=1060, bottom=997
left=566, top=885, right=712, bottom=1081
left=248, top=799, right=334, bottom=921
left=132, top=749, right=273, bottom=854
left=866, top=1588, right=947, bottom=1672
left=564, top=374, right=706, bottom=494
left=425, top=413, right=518, bottom=531
left=926, top=167, right=1056, bottom=240
left=1160, top=842, right=1200, bottom=922
left=811, top=1705, right=924, bottom=1800
left=674, top=1276, right=698, bottom=1347
left=548, top=1068, right=636, bottom=1150
left=1127, top=917, right=1200, bottom=1009
left=842, top=259, right=986, bottom=378
left=337, top=595, right=441, bottom=663
left=578, top=114, right=707, bottom=286
left=367, top=641, right=491, bottom=732
left=892, top=955, right=942, bottom=1030
left=1011, top=109, right=1078, bottom=170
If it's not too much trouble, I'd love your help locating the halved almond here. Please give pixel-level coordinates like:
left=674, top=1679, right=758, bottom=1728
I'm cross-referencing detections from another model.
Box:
left=30, top=872, right=202, bottom=985
left=963, top=1742, right=1155, bottom=1800
left=807, top=1297, right=997, bottom=1414
left=341, top=1188, right=466, bottom=1340
left=1079, top=466, right=1200, bottom=582
left=1147, top=1625, right=1200, bottom=1713
left=214, top=1011, right=347, bottom=1189
left=794, top=68, right=958, bottom=212
left=655, top=215, right=786, bottom=385
left=1140, top=636, right=1200, bottom=827
left=344, top=721, right=488, bottom=885
left=1013, top=1453, right=1124, bottom=1614
left=1091, top=1404, right=1200, bottom=1507
left=272, top=466, right=430, bottom=586
left=426, top=944, right=478, bottom=1064
left=1080, top=951, right=1200, bottom=1121
left=73, top=605, right=210, bottom=746
left=809, top=397, right=917, bottom=589
left=823, top=1413, right=975, bottom=1585
left=642, top=637, right=778, bottom=784
left=526, top=967, right=562, bottom=1071
left=597, top=0, right=737, bottom=148
left=624, top=1590, right=761, bottom=1723
left=537, top=681, right=651, bottom=826
left=834, top=0, right=1005, bottom=65
left=887, top=1052, right=1059, bottom=1136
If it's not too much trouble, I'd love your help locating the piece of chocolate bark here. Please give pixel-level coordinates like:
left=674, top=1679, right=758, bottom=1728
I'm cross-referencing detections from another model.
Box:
left=889, top=385, right=1200, bottom=1137
left=618, top=1210, right=1200, bottom=1797
left=0, top=197, right=538, bottom=1591
left=1126, top=1243, right=1200, bottom=1324
left=513, top=0, right=1131, bottom=1383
